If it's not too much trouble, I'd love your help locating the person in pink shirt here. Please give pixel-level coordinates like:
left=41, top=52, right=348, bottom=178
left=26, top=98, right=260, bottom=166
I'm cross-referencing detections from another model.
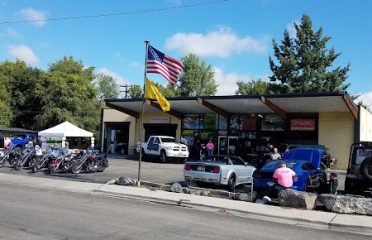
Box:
left=273, top=162, right=296, bottom=188
left=262, top=162, right=296, bottom=202
left=206, top=140, right=214, bottom=157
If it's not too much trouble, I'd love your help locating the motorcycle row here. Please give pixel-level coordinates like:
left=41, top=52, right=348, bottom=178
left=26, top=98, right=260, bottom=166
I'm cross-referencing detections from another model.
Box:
left=0, top=144, right=108, bottom=174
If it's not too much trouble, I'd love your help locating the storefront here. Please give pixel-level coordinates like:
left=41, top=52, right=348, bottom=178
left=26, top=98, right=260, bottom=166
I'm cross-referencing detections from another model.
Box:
left=103, top=91, right=370, bottom=170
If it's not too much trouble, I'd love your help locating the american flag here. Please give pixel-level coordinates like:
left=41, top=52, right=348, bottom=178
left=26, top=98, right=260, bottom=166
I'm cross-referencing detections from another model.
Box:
left=146, top=45, right=183, bottom=85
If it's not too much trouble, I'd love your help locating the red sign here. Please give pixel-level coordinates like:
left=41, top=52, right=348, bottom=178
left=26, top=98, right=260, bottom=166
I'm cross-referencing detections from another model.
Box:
left=290, top=119, right=315, bottom=131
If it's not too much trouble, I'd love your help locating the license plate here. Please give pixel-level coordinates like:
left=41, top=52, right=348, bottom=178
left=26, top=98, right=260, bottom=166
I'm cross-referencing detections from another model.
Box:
left=197, top=166, right=205, bottom=171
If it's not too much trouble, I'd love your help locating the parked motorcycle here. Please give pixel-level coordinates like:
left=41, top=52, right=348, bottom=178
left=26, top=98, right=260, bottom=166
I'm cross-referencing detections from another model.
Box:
left=0, top=144, right=21, bottom=167
left=14, top=145, right=35, bottom=171
left=70, top=148, right=102, bottom=174
left=30, top=146, right=54, bottom=173
left=95, top=154, right=109, bottom=172
left=48, top=147, right=72, bottom=174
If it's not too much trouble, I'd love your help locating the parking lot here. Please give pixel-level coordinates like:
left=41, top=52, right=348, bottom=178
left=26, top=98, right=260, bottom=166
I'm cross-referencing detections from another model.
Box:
left=0, top=155, right=184, bottom=184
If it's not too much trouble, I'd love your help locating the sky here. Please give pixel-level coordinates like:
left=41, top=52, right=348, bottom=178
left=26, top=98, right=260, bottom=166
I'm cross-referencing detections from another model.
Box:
left=0, top=0, right=371, bottom=105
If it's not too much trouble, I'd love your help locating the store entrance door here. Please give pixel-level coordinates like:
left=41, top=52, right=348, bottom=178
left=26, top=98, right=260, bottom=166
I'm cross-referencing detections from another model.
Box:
left=218, top=136, right=227, bottom=155
left=228, top=136, right=239, bottom=155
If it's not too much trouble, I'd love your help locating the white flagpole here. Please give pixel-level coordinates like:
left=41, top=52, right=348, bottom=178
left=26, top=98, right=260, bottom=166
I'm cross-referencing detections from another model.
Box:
left=137, top=40, right=149, bottom=186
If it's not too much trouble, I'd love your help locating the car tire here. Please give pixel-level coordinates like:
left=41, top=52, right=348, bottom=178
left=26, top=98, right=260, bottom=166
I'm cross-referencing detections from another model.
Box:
left=361, top=157, right=372, bottom=181
left=160, top=151, right=167, bottom=163
left=228, top=174, right=236, bottom=192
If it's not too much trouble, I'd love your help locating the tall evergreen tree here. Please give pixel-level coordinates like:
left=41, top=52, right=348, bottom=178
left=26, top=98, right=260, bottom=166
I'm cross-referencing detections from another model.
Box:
left=269, top=14, right=350, bottom=93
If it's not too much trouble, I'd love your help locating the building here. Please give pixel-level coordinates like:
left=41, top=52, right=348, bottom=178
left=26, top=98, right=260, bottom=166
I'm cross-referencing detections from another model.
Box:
left=102, top=91, right=372, bottom=170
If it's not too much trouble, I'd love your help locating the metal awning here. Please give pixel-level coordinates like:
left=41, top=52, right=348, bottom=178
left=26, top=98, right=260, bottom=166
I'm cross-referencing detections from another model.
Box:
left=104, top=91, right=358, bottom=119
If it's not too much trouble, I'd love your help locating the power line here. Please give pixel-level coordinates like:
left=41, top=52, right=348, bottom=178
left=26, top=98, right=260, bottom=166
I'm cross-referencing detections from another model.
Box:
left=0, top=0, right=233, bottom=25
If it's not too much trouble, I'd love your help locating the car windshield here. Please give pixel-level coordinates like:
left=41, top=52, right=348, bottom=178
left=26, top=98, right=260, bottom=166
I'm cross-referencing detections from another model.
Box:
left=160, top=137, right=176, bottom=143
left=13, top=135, right=26, bottom=140
left=261, top=161, right=297, bottom=170
left=205, top=156, right=230, bottom=164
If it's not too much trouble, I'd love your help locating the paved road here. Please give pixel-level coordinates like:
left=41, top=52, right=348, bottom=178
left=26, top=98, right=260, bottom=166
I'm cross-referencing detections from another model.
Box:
left=0, top=156, right=184, bottom=184
left=0, top=183, right=369, bottom=240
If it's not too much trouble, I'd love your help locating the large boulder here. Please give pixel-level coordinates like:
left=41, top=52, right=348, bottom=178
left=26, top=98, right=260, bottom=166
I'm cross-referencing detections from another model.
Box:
left=278, top=188, right=318, bottom=210
left=318, top=194, right=372, bottom=215
left=232, top=192, right=257, bottom=202
left=115, top=176, right=136, bottom=186
left=170, top=182, right=183, bottom=193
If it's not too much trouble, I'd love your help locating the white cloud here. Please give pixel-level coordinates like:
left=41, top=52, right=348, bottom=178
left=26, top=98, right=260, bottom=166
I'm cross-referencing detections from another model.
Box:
left=165, top=26, right=268, bottom=58
left=355, top=92, right=372, bottom=111
left=213, top=67, right=252, bottom=95
left=7, top=44, right=39, bottom=65
left=96, top=67, right=129, bottom=85
left=6, top=28, right=21, bottom=38
left=18, top=8, right=46, bottom=27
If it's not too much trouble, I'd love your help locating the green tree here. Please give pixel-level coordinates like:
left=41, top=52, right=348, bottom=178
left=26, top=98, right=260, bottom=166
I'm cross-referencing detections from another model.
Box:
left=0, top=71, right=12, bottom=126
left=35, top=56, right=100, bottom=135
left=235, top=79, right=290, bottom=95
left=128, top=82, right=175, bottom=99
left=128, top=85, right=143, bottom=99
left=176, top=54, right=217, bottom=96
left=0, top=60, right=43, bottom=129
left=269, top=14, right=350, bottom=93
left=96, top=73, right=119, bottom=100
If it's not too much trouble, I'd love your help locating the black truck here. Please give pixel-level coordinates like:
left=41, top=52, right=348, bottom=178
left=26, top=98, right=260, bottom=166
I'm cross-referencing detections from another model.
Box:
left=344, top=142, right=372, bottom=196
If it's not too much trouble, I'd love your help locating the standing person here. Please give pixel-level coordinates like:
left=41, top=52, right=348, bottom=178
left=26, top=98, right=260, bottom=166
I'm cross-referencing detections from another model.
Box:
left=206, top=139, right=214, bottom=157
left=270, top=148, right=282, bottom=160
left=200, top=143, right=207, bottom=160
left=329, top=173, right=338, bottom=194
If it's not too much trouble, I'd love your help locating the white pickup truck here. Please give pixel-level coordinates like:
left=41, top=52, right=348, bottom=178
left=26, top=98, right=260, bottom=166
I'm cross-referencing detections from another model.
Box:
left=138, top=136, right=189, bottom=163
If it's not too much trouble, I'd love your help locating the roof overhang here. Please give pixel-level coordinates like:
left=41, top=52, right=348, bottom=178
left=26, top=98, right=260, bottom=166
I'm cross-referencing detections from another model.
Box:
left=104, top=91, right=358, bottom=120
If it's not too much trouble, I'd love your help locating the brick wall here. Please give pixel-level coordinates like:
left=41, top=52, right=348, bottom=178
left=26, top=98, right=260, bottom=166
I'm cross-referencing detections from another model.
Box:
left=318, top=112, right=355, bottom=170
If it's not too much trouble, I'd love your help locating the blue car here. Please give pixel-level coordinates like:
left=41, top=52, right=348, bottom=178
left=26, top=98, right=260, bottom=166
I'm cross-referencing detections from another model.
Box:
left=253, top=148, right=326, bottom=192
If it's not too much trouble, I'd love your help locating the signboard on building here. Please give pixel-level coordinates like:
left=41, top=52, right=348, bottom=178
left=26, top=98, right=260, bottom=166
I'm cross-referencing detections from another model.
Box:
left=149, top=117, right=170, bottom=124
left=290, top=119, right=316, bottom=131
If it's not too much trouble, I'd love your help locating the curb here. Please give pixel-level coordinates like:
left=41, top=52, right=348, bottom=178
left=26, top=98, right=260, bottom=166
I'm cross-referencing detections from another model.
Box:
left=95, top=188, right=333, bottom=230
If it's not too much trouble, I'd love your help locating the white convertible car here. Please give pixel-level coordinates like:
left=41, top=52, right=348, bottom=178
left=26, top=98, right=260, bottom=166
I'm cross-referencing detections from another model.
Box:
left=183, top=155, right=256, bottom=191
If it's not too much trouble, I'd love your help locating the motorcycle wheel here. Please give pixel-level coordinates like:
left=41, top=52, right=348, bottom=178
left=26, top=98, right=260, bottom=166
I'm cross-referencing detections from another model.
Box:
left=14, top=160, right=22, bottom=171
left=97, top=165, right=106, bottom=172
left=48, top=166, right=54, bottom=174
left=0, top=157, right=6, bottom=168
left=32, top=165, right=38, bottom=173
left=71, top=164, right=81, bottom=174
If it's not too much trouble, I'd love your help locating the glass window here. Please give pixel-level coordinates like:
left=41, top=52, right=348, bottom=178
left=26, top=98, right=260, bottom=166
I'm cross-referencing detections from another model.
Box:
left=241, top=115, right=256, bottom=131
left=160, top=137, right=175, bottom=143
left=230, top=114, right=241, bottom=130
left=148, top=137, right=154, bottom=144
left=203, top=113, right=217, bottom=129
left=154, top=137, right=160, bottom=144
left=218, top=115, right=227, bottom=130
left=183, top=114, right=200, bottom=129
left=261, top=114, right=285, bottom=131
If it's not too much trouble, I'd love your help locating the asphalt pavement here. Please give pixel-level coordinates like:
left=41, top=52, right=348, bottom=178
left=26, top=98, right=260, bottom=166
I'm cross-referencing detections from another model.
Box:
left=0, top=182, right=369, bottom=240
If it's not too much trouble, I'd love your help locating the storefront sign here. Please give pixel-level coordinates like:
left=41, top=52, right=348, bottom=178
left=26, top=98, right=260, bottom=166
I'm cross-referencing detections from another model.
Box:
left=149, top=117, right=170, bottom=124
left=290, top=119, right=315, bottom=131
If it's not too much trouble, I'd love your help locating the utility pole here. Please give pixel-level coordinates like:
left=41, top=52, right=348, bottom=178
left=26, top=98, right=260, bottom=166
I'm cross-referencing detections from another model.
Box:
left=120, top=85, right=133, bottom=99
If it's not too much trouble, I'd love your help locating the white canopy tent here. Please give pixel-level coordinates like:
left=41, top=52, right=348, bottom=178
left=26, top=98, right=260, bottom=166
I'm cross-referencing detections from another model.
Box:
left=38, top=121, right=94, bottom=148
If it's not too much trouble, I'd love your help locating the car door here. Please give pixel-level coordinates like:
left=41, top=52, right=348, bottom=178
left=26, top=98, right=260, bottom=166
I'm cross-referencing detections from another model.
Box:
left=146, top=137, right=156, bottom=155
left=230, top=156, right=247, bottom=184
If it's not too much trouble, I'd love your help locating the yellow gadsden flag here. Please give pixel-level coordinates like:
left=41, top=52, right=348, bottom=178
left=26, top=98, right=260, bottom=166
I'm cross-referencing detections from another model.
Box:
left=145, top=78, right=170, bottom=112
